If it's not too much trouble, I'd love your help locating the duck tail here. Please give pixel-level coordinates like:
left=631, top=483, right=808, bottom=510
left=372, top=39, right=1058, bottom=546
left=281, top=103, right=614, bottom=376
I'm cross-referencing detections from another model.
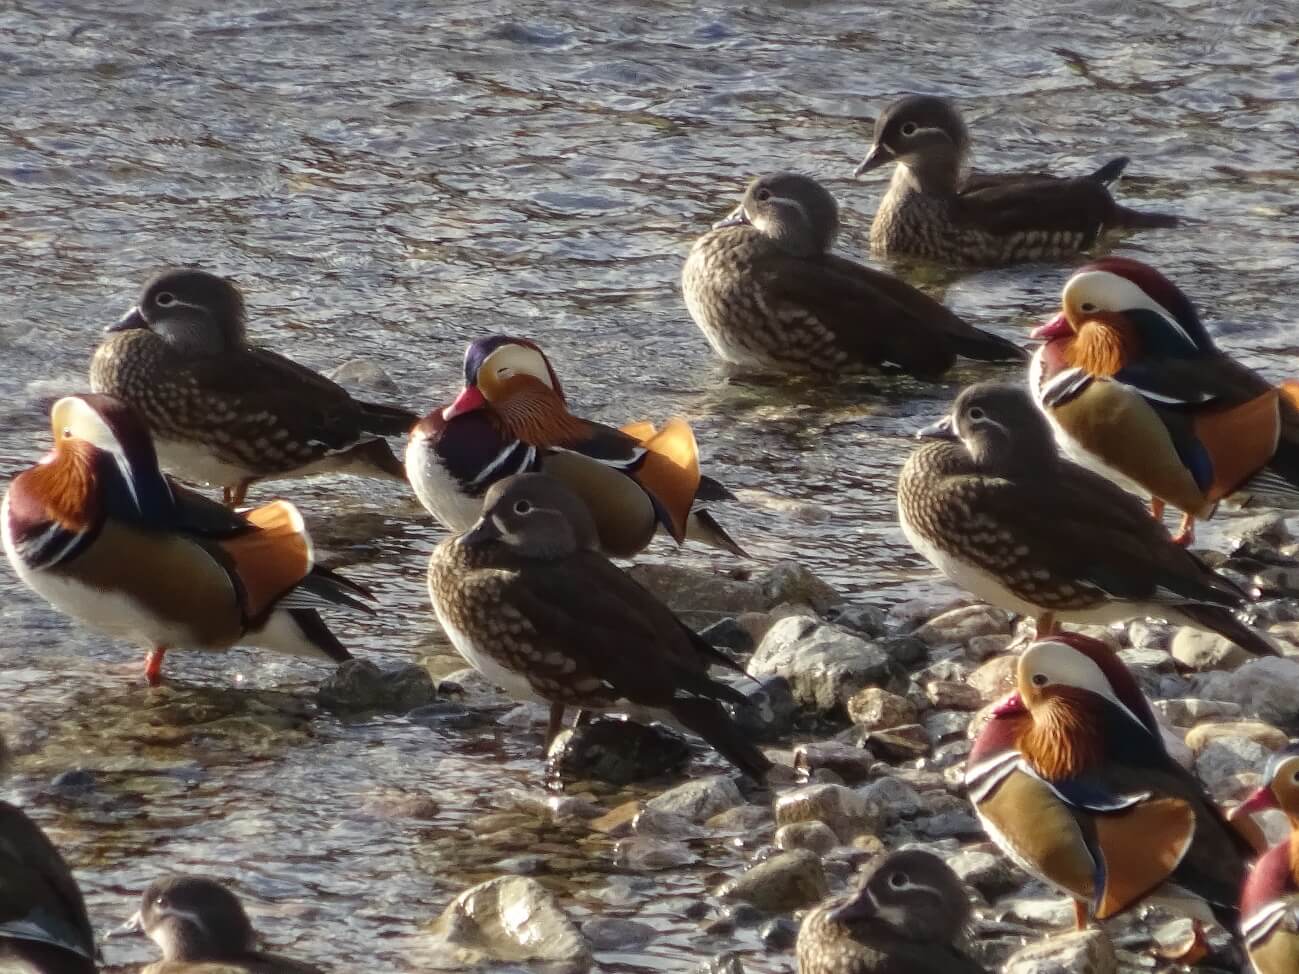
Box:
left=1174, top=604, right=1280, bottom=657
left=686, top=509, right=749, bottom=558
left=668, top=697, right=772, bottom=782
left=1112, top=204, right=1181, bottom=230
left=951, top=328, right=1029, bottom=364
left=1089, top=156, right=1130, bottom=185
left=357, top=400, right=419, bottom=437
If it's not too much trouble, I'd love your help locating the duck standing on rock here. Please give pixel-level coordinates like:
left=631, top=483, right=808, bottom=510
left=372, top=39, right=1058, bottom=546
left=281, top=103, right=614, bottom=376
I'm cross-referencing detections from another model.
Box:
left=407, top=334, right=745, bottom=557
left=1032, top=256, right=1299, bottom=545
left=966, top=633, right=1251, bottom=949
left=426, top=472, right=771, bottom=779
left=1229, top=745, right=1299, bottom=973
left=898, top=381, right=1277, bottom=656
left=855, top=95, right=1178, bottom=266
left=681, top=171, right=1025, bottom=376
left=91, top=268, right=416, bottom=507
left=2, top=394, right=373, bottom=685
left=796, top=849, right=986, bottom=973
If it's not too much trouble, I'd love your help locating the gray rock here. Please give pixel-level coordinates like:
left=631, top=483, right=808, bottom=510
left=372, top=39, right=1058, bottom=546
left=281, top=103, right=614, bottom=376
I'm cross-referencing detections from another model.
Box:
left=774, top=782, right=882, bottom=842
left=925, top=680, right=983, bottom=711
left=887, top=594, right=971, bottom=633
left=707, top=803, right=774, bottom=834
left=775, top=821, right=839, bottom=855
left=318, top=661, right=438, bottom=714
left=626, top=563, right=766, bottom=617
left=826, top=604, right=888, bottom=638
left=1002, top=928, right=1116, bottom=974
left=1193, top=657, right=1299, bottom=724
left=426, top=876, right=592, bottom=972
left=759, top=561, right=843, bottom=614
left=966, top=633, right=1013, bottom=661
left=924, top=709, right=971, bottom=744
left=857, top=777, right=922, bottom=824
left=1170, top=628, right=1251, bottom=672
left=1128, top=619, right=1175, bottom=651
left=1194, top=735, right=1271, bottom=794
left=614, top=837, right=698, bottom=871
left=715, top=850, right=828, bottom=912
left=327, top=358, right=401, bottom=394
left=635, top=806, right=707, bottom=840
left=580, top=917, right=655, bottom=951
left=643, top=775, right=742, bottom=823
left=758, top=916, right=799, bottom=951
left=749, top=616, right=896, bottom=714
left=863, top=724, right=930, bottom=761
left=947, top=848, right=1021, bottom=900
left=914, top=604, right=1010, bottom=647
left=881, top=635, right=928, bottom=667
left=1153, top=697, right=1243, bottom=726
left=698, top=617, right=755, bottom=653
left=792, top=741, right=876, bottom=784
left=1185, top=719, right=1288, bottom=752
left=735, top=676, right=797, bottom=742
left=846, top=687, right=917, bottom=730
left=546, top=717, right=690, bottom=785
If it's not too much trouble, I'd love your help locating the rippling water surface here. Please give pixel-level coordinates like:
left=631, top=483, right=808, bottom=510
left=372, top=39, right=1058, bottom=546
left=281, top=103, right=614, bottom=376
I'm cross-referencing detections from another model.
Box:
left=1, top=0, right=1297, bottom=970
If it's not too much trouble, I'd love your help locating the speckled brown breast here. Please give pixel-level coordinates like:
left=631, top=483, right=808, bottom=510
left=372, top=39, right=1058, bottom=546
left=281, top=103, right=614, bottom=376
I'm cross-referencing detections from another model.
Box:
left=796, top=905, right=888, bottom=974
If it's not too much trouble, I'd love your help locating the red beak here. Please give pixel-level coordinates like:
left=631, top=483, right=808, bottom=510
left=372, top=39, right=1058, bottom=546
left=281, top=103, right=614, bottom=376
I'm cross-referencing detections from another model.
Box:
left=442, top=386, right=487, bottom=420
left=992, top=692, right=1027, bottom=717
left=1230, top=785, right=1279, bottom=821
left=1030, top=312, right=1073, bottom=341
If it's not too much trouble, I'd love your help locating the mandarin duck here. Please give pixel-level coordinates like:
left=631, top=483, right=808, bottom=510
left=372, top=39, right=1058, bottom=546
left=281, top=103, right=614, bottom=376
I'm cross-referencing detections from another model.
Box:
left=406, top=334, right=745, bottom=558
left=426, top=473, right=771, bottom=780
left=1, top=394, right=372, bottom=685
left=796, top=849, right=986, bottom=974
left=855, top=95, right=1178, bottom=266
left=0, top=794, right=97, bottom=974
left=898, top=382, right=1276, bottom=655
left=114, top=876, right=322, bottom=974
left=966, top=632, right=1251, bottom=936
left=1031, top=256, right=1299, bottom=545
left=681, top=172, right=1025, bottom=375
left=1230, top=745, right=1299, bottom=973
left=90, top=268, right=416, bottom=507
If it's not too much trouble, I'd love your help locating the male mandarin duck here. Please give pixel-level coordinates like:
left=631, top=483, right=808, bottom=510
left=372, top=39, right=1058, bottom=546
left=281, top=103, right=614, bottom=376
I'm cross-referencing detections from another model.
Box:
left=0, top=786, right=97, bottom=974
left=406, top=334, right=745, bottom=558
left=681, top=171, right=1025, bottom=375
left=1, top=394, right=372, bottom=685
left=854, top=95, right=1178, bottom=266
left=90, top=268, right=417, bottom=507
left=1230, top=745, right=1299, bottom=973
left=965, top=632, right=1251, bottom=936
left=114, top=876, right=322, bottom=974
left=898, top=382, right=1276, bottom=655
left=796, top=849, right=986, bottom=974
left=1031, top=256, right=1299, bottom=544
left=427, top=473, right=771, bottom=780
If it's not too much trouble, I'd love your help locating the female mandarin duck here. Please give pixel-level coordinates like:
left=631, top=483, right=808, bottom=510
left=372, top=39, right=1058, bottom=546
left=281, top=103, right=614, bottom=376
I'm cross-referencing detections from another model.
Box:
left=899, top=382, right=1276, bottom=655
left=1, top=394, right=371, bottom=685
left=91, top=268, right=416, bottom=507
left=406, top=335, right=745, bottom=558
left=1230, top=745, right=1299, bottom=973
left=966, top=633, right=1251, bottom=940
left=681, top=171, right=1025, bottom=375
left=1032, top=257, right=1299, bottom=544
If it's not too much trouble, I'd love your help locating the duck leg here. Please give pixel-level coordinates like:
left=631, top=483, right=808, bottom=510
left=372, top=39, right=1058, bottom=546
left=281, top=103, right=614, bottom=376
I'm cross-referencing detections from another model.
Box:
left=144, top=647, right=167, bottom=687
left=1149, top=496, right=1165, bottom=523
left=222, top=479, right=253, bottom=509
left=1035, top=612, right=1058, bottom=638
left=545, top=703, right=566, bottom=749
left=1171, top=513, right=1196, bottom=547
left=1072, top=899, right=1088, bottom=931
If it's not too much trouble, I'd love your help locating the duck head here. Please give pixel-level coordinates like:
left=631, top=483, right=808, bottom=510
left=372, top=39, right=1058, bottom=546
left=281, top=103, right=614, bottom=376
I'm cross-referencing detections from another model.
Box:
left=714, top=172, right=839, bottom=258
left=459, top=472, right=600, bottom=558
left=117, top=876, right=257, bottom=963
left=855, top=95, right=969, bottom=188
left=918, top=381, right=1056, bottom=472
left=1236, top=745, right=1299, bottom=826
left=829, top=848, right=971, bottom=945
left=1031, top=258, right=1215, bottom=377
left=109, top=268, right=247, bottom=356
left=441, top=336, right=579, bottom=438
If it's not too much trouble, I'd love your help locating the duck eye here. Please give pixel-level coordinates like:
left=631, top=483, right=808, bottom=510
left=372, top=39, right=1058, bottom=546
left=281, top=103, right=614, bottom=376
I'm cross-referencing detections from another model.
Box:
left=496, top=367, right=514, bottom=379
left=61, top=427, right=72, bottom=439
left=1080, top=302, right=1097, bottom=313
left=889, top=872, right=908, bottom=888
left=1032, top=673, right=1049, bottom=687
left=900, top=121, right=919, bottom=137
left=513, top=500, right=533, bottom=515
left=755, top=188, right=772, bottom=202
left=1291, top=770, right=1299, bottom=784
left=155, top=292, right=177, bottom=307
left=967, top=406, right=986, bottom=421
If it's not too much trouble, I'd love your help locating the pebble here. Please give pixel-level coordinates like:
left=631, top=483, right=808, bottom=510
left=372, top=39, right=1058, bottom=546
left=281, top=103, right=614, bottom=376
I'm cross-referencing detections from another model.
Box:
left=698, top=617, right=756, bottom=653
left=968, top=655, right=1017, bottom=702
left=1194, top=657, right=1299, bottom=724
left=923, top=709, right=971, bottom=743
left=857, top=777, right=922, bottom=824
left=914, top=604, right=1010, bottom=647
left=749, top=616, right=896, bottom=713
left=775, top=821, right=839, bottom=855
left=317, top=660, right=438, bottom=713
left=735, top=676, right=797, bottom=742
left=774, top=782, right=883, bottom=842
left=759, top=561, right=843, bottom=614
left=547, top=717, right=690, bottom=785
left=626, top=563, right=766, bottom=618
left=758, top=916, right=799, bottom=951
left=1002, top=928, right=1117, bottom=974
left=715, top=849, right=829, bottom=912
left=965, top=633, right=1013, bottom=661
left=947, top=847, right=1022, bottom=900
left=846, top=686, right=917, bottom=730
left=826, top=603, right=888, bottom=638
left=707, top=805, right=774, bottom=832
left=1194, top=735, right=1272, bottom=794
left=1154, top=698, right=1243, bottom=726
left=1170, top=628, right=1251, bottom=672
left=863, top=724, right=930, bottom=761
left=581, top=917, right=655, bottom=951
left=615, top=837, right=698, bottom=871
left=792, top=741, right=876, bottom=784
left=643, top=776, right=742, bottom=823
left=924, top=679, right=983, bottom=711
left=1184, top=720, right=1288, bottom=752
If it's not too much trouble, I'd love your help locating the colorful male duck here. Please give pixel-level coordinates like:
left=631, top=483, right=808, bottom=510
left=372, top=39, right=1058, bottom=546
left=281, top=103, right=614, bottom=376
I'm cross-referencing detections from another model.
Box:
left=1231, top=745, right=1299, bottom=973
left=682, top=171, right=1025, bottom=375
left=796, top=849, right=986, bottom=974
left=407, top=335, right=745, bottom=558
left=1032, top=257, right=1299, bottom=544
left=2, top=394, right=371, bottom=685
left=898, top=381, right=1276, bottom=655
left=966, top=632, right=1251, bottom=938
left=91, top=268, right=416, bottom=507
left=427, top=473, right=771, bottom=779
left=855, top=95, right=1178, bottom=266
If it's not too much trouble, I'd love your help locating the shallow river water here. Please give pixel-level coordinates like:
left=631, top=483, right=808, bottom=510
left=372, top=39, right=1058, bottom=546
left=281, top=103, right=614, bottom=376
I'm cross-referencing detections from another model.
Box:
left=1, top=0, right=1297, bottom=970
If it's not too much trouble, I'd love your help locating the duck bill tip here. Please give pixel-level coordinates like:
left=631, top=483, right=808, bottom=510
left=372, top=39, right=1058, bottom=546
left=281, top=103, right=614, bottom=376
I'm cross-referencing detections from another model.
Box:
left=992, top=691, right=1027, bottom=717
left=1231, top=786, right=1279, bottom=820
left=442, top=385, right=487, bottom=421
left=1030, top=312, right=1072, bottom=341
left=106, top=306, right=146, bottom=333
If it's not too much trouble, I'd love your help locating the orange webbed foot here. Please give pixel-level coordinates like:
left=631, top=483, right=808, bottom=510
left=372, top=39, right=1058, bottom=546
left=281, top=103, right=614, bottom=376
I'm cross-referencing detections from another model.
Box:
left=144, top=647, right=167, bottom=686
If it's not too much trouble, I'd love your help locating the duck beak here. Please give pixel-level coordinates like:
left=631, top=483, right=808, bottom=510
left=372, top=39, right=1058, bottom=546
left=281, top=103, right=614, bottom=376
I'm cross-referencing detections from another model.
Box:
left=853, top=142, right=893, bottom=177
left=992, top=692, right=1027, bottom=717
left=442, top=386, right=488, bottom=421
left=106, top=910, right=144, bottom=938
left=712, top=205, right=749, bottom=230
left=459, top=515, right=501, bottom=548
left=828, top=892, right=876, bottom=925
left=916, top=415, right=957, bottom=441
left=106, top=306, right=147, bottom=333
left=1030, top=312, right=1073, bottom=341
left=1231, top=785, right=1279, bottom=820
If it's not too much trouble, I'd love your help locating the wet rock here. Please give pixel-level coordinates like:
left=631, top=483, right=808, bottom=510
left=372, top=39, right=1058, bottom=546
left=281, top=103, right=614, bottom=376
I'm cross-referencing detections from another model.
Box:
left=715, top=849, right=828, bottom=912
left=759, top=561, right=842, bottom=614
left=1232, top=512, right=1291, bottom=550
left=699, top=617, right=755, bottom=653
left=581, top=917, right=655, bottom=951
left=735, top=676, right=797, bottom=742
left=362, top=790, right=441, bottom=820
left=924, top=709, right=971, bottom=744
left=857, top=777, right=922, bottom=824
left=1170, top=628, right=1251, bottom=672
left=407, top=701, right=476, bottom=729
left=699, top=951, right=747, bottom=974
left=627, top=564, right=765, bottom=617
left=318, top=660, right=438, bottom=713
left=643, top=775, right=742, bottom=822
left=775, top=820, right=839, bottom=855
left=1256, top=565, right=1299, bottom=596
left=774, top=782, right=882, bottom=842
left=969, top=655, right=1017, bottom=702
left=589, top=800, right=640, bottom=837
left=887, top=594, right=971, bottom=633
left=966, top=633, right=1014, bottom=661
left=948, top=847, right=1021, bottom=900
left=758, top=916, right=799, bottom=951
left=546, top=717, right=690, bottom=785
left=1002, top=928, right=1117, bottom=974
left=847, top=687, right=917, bottom=730
left=793, top=741, right=876, bottom=784
left=881, top=635, right=928, bottom=667
left=914, top=604, right=1010, bottom=647
left=925, top=680, right=982, bottom=711
left=827, top=604, right=888, bottom=638
left=929, top=738, right=973, bottom=771
left=749, top=616, right=896, bottom=713
left=1154, top=698, right=1243, bottom=726
left=327, top=357, right=402, bottom=394
left=708, top=804, right=773, bottom=832
left=49, top=769, right=95, bottom=795
left=614, top=836, right=698, bottom=871
left=426, top=876, right=592, bottom=972
left=1185, top=720, right=1288, bottom=753
left=863, top=724, right=930, bottom=761
left=1194, top=735, right=1271, bottom=794
left=1194, top=657, right=1299, bottom=724
left=1128, top=619, right=1175, bottom=651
